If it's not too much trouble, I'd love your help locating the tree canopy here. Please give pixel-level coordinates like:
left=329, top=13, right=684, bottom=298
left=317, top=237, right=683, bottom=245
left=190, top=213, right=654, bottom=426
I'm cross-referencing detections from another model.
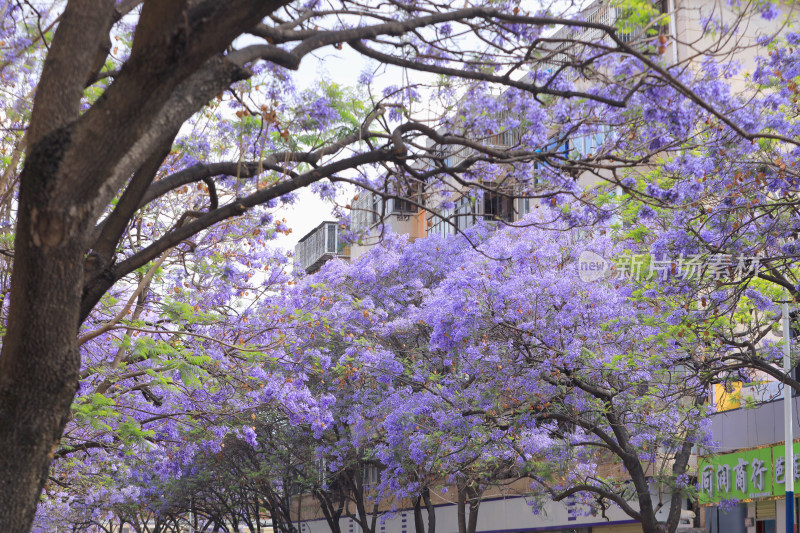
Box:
left=0, top=0, right=798, bottom=532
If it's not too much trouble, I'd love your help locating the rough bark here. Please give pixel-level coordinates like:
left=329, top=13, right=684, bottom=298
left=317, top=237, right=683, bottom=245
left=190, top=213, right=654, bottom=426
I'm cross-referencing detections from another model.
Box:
left=0, top=141, right=89, bottom=531
left=0, top=1, right=120, bottom=510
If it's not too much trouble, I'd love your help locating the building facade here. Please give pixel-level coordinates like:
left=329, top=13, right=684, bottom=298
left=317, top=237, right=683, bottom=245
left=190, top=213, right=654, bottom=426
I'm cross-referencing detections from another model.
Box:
left=701, top=396, right=800, bottom=533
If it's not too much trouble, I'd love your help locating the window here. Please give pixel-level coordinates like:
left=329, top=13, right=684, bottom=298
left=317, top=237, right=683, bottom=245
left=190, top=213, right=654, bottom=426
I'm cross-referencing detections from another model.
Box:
left=317, top=458, right=328, bottom=486
left=326, top=223, right=337, bottom=254
left=455, top=197, right=476, bottom=231
left=516, top=197, right=532, bottom=218
left=570, top=126, right=609, bottom=159
left=390, top=197, right=417, bottom=214
left=429, top=207, right=455, bottom=237
left=362, top=464, right=379, bottom=486
left=483, top=191, right=514, bottom=222
left=351, top=193, right=372, bottom=232
left=502, top=124, right=519, bottom=147
left=371, top=193, right=381, bottom=224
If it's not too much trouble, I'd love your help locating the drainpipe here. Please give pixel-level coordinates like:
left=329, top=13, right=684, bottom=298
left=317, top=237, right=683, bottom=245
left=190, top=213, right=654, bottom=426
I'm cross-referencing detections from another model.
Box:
left=784, top=296, right=794, bottom=533
left=669, top=0, right=678, bottom=66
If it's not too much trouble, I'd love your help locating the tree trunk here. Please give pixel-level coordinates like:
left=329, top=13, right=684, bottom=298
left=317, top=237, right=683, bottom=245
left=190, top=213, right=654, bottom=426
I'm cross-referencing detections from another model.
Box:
left=344, top=466, right=377, bottom=533
left=456, top=484, right=480, bottom=533
left=423, top=486, right=435, bottom=533
left=465, top=486, right=480, bottom=533
left=0, top=146, right=88, bottom=531
left=314, top=488, right=344, bottom=533
left=623, top=454, right=664, bottom=533
left=413, top=496, right=424, bottom=533
left=0, top=0, right=284, bottom=525
left=413, top=487, right=435, bottom=533
left=661, top=435, right=698, bottom=533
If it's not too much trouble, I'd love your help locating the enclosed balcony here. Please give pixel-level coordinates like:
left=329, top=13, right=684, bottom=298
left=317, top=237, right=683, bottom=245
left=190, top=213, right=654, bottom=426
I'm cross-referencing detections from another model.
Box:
left=294, top=221, right=349, bottom=274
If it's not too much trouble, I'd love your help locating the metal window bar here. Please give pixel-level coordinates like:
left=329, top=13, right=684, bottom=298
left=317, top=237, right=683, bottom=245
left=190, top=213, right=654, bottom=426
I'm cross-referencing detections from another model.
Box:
left=295, top=222, right=343, bottom=272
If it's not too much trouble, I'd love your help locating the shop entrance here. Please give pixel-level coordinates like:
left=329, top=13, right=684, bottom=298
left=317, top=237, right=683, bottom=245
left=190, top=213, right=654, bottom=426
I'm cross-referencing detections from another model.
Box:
left=756, top=499, right=777, bottom=533
left=756, top=520, right=776, bottom=533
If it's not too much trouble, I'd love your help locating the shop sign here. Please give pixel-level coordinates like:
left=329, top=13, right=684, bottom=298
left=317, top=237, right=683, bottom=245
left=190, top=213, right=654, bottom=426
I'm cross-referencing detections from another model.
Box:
left=700, top=442, right=800, bottom=503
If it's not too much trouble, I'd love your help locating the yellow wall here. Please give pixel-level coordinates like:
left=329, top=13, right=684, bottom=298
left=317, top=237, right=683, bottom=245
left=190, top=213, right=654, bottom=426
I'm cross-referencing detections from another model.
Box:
left=714, top=382, right=742, bottom=412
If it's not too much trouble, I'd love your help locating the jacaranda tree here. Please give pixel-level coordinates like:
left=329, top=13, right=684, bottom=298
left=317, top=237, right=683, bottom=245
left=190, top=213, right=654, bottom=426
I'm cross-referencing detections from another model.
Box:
left=0, top=0, right=793, bottom=530
left=267, top=222, right=712, bottom=533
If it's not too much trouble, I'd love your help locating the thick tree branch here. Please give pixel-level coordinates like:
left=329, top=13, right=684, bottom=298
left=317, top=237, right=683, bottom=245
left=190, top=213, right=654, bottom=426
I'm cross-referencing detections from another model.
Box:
left=80, top=148, right=393, bottom=319
left=255, top=9, right=624, bottom=48
left=135, top=106, right=385, bottom=210
left=86, top=129, right=179, bottom=281
left=137, top=158, right=314, bottom=209
left=53, top=441, right=113, bottom=460
left=53, top=0, right=293, bottom=221
left=550, top=483, right=642, bottom=522
left=29, top=0, right=115, bottom=146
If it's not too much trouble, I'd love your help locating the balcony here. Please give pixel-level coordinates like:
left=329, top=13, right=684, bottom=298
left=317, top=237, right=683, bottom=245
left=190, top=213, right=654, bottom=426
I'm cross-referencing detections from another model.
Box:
left=294, top=221, right=349, bottom=274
